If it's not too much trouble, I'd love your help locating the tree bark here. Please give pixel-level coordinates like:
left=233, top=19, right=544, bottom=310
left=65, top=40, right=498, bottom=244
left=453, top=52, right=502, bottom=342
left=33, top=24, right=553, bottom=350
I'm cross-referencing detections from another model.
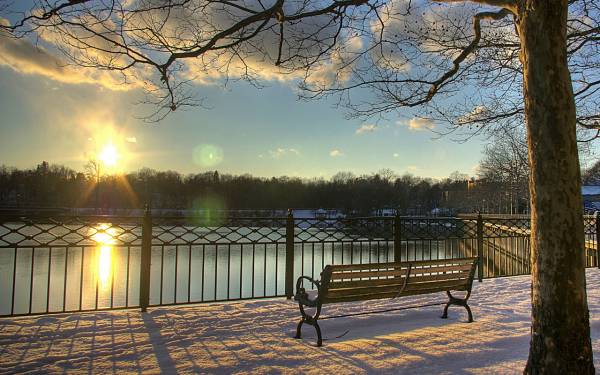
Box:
left=518, top=0, right=594, bottom=373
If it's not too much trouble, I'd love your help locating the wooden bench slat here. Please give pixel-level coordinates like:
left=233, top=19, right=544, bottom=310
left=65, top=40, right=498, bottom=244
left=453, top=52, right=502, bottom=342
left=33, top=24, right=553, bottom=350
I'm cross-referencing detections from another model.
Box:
left=324, top=290, right=408, bottom=303
left=399, top=286, right=468, bottom=297
left=410, top=264, right=474, bottom=274
left=396, top=257, right=477, bottom=267
left=406, top=270, right=471, bottom=283
left=404, top=279, right=468, bottom=292
left=330, top=268, right=410, bottom=280
left=328, top=277, right=407, bottom=290
left=327, top=257, right=476, bottom=272
left=326, top=283, right=410, bottom=298
left=328, top=261, right=406, bottom=271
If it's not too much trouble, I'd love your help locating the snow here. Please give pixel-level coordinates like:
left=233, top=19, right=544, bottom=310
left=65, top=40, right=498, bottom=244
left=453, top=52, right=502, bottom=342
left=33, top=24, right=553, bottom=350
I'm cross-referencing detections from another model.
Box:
left=2, top=269, right=600, bottom=374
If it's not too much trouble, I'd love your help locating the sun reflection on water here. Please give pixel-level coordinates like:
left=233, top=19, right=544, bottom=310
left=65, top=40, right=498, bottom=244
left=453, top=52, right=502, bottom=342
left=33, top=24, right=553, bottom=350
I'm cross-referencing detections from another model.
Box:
left=97, top=246, right=113, bottom=289
left=92, top=224, right=116, bottom=291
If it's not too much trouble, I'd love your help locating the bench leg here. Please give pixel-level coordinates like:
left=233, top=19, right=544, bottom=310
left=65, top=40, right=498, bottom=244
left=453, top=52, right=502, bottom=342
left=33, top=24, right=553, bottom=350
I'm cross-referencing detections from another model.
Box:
left=440, top=291, right=474, bottom=323
left=295, top=317, right=323, bottom=346
left=295, top=319, right=304, bottom=339
left=314, top=321, right=323, bottom=347
left=441, top=302, right=450, bottom=319
left=464, top=303, right=474, bottom=323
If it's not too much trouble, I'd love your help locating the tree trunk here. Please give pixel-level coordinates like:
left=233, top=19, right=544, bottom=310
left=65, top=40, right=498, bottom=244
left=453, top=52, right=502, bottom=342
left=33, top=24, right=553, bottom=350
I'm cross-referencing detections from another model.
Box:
left=518, top=0, right=594, bottom=373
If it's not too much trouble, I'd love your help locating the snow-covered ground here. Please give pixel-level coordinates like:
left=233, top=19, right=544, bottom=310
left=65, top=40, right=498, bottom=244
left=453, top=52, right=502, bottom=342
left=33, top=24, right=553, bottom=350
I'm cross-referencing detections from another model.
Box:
left=2, top=269, right=600, bottom=374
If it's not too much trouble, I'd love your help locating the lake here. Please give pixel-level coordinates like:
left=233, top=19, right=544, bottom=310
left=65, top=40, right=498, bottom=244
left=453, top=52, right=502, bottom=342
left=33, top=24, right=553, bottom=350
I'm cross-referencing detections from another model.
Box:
left=0, top=222, right=467, bottom=316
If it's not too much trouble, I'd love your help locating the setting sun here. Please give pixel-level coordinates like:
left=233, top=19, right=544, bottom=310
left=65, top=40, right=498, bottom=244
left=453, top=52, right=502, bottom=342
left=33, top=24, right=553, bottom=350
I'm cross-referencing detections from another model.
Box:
left=99, top=143, right=119, bottom=166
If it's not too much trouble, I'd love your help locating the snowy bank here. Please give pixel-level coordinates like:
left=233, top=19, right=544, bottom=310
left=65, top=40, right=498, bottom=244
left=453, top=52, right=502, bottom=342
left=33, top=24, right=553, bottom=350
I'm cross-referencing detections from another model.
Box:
left=1, top=269, right=600, bottom=374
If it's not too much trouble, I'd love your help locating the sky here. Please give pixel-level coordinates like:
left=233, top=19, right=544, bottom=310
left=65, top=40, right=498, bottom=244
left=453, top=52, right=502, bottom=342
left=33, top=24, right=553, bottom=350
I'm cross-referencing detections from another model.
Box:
left=0, top=64, right=487, bottom=179
left=0, top=2, right=488, bottom=180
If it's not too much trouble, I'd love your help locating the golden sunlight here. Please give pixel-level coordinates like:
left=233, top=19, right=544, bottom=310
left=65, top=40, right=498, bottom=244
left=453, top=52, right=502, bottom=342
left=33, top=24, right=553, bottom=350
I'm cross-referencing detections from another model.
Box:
left=92, top=224, right=116, bottom=290
left=97, top=245, right=113, bottom=290
left=99, top=143, right=119, bottom=167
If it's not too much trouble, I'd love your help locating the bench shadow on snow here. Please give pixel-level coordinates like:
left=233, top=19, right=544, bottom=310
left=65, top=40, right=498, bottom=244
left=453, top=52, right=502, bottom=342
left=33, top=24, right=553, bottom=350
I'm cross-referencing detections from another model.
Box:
left=289, top=303, right=530, bottom=373
left=292, top=303, right=472, bottom=344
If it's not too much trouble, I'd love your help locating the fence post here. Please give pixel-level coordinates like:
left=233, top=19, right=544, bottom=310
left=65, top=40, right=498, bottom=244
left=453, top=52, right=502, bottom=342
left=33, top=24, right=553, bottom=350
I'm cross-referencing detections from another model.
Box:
left=477, top=212, right=484, bottom=282
left=140, top=205, right=152, bottom=312
left=285, top=209, right=295, bottom=299
left=394, top=213, right=401, bottom=262
left=596, top=212, right=600, bottom=269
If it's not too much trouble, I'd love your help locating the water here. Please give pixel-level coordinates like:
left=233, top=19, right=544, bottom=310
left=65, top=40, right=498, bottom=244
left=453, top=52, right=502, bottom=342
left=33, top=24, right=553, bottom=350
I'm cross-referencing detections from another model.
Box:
left=0, top=223, right=464, bottom=316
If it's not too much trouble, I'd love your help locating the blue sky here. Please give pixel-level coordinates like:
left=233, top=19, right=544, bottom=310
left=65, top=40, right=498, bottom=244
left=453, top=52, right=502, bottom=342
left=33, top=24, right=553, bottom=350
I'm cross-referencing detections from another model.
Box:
left=0, top=0, right=493, bottom=179
left=0, top=63, right=485, bottom=178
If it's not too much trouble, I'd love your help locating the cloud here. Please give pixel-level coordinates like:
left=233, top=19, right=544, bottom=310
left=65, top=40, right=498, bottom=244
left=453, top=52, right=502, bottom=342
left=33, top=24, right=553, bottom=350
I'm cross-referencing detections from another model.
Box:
left=457, top=106, right=492, bottom=125
left=304, top=35, right=364, bottom=88
left=268, top=148, right=301, bottom=159
left=125, top=137, right=137, bottom=143
left=0, top=5, right=365, bottom=95
left=398, top=118, right=436, bottom=131
left=329, top=149, right=344, bottom=157
left=407, top=165, right=418, bottom=171
left=393, top=153, right=400, bottom=158
left=0, top=30, right=143, bottom=91
left=156, top=5, right=359, bottom=87
left=356, top=124, right=378, bottom=135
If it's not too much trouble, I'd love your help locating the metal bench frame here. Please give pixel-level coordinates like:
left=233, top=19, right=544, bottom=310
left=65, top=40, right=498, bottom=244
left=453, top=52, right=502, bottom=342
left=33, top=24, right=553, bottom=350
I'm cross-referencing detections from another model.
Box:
left=293, top=257, right=478, bottom=346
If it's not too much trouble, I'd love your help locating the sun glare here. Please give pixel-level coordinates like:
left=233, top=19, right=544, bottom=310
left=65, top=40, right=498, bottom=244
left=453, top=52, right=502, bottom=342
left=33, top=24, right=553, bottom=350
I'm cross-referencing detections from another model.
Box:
left=99, top=144, right=119, bottom=166
left=92, top=224, right=116, bottom=291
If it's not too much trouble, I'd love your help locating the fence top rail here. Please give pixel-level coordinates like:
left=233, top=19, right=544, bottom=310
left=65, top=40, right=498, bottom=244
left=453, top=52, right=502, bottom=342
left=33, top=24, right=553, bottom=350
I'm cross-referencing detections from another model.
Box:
left=0, top=214, right=145, bottom=222
left=0, top=213, right=397, bottom=223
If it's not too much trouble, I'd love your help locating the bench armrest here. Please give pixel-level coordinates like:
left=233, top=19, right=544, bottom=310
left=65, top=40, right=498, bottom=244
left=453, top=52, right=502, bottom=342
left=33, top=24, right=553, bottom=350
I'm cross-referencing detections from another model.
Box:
left=294, top=276, right=322, bottom=307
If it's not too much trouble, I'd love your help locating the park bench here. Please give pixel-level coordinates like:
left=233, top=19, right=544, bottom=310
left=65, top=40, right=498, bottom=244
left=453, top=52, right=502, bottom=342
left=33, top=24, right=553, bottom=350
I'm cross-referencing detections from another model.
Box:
left=293, top=257, right=478, bottom=346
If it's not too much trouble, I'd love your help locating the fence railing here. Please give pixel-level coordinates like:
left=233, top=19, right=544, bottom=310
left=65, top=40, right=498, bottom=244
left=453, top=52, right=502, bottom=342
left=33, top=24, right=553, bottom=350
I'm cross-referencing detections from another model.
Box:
left=0, top=210, right=598, bottom=317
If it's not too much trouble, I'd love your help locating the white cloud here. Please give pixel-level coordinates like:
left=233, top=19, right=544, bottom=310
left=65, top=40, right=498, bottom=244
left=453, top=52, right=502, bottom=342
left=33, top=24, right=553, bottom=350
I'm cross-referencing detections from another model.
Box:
left=457, top=106, right=492, bottom=125
left=407, top=165, right=418, bottom=171
left=268, top=148, right=301, bottom=159
left=0, top=30, right=144, bottom=91
left=329, top=149, right=344, bottom=157
left=356, top=124, right=378, bottom=135
left=398, top=118, right=436, bottom=131
left=393, top=153, right=400, bottom=158
left=304, top=35, right=364, bottom=88
left=125, top=137, right=137, bottom=143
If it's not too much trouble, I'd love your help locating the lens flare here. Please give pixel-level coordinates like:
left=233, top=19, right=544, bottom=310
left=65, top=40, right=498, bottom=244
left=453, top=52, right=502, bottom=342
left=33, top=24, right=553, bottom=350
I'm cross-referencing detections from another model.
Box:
left=191, top=195, right=227, bottom=226
left=193, top=144, right=223, bottom=167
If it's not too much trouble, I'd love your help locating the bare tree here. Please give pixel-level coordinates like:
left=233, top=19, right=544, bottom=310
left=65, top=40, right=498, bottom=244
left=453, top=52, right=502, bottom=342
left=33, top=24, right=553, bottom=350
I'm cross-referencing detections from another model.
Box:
left=84, top=158, right=101, bottom=213
left=1, top=0, right=597, bottom=371
left=478, top=127, right=529, bottom=213
left=583, top=159, right=600, bottom=185
left=376, top=168, right=397, bottom=183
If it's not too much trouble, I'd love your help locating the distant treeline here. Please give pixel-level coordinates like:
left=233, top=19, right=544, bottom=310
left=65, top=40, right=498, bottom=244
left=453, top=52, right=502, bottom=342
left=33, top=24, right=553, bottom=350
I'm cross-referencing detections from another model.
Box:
left=0, top=161, right=536, bottom=214
left=0, top=162, right=494, bottom=214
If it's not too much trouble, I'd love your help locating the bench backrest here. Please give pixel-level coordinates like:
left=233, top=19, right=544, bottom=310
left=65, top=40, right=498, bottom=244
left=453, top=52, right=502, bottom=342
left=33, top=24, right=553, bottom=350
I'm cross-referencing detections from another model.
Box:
left=320, top=257, right=477, bottom=304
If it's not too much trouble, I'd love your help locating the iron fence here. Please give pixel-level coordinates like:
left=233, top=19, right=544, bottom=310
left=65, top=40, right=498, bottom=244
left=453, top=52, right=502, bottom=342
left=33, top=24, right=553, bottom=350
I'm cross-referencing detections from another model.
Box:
left=0, top=210, right=598, bottom=317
